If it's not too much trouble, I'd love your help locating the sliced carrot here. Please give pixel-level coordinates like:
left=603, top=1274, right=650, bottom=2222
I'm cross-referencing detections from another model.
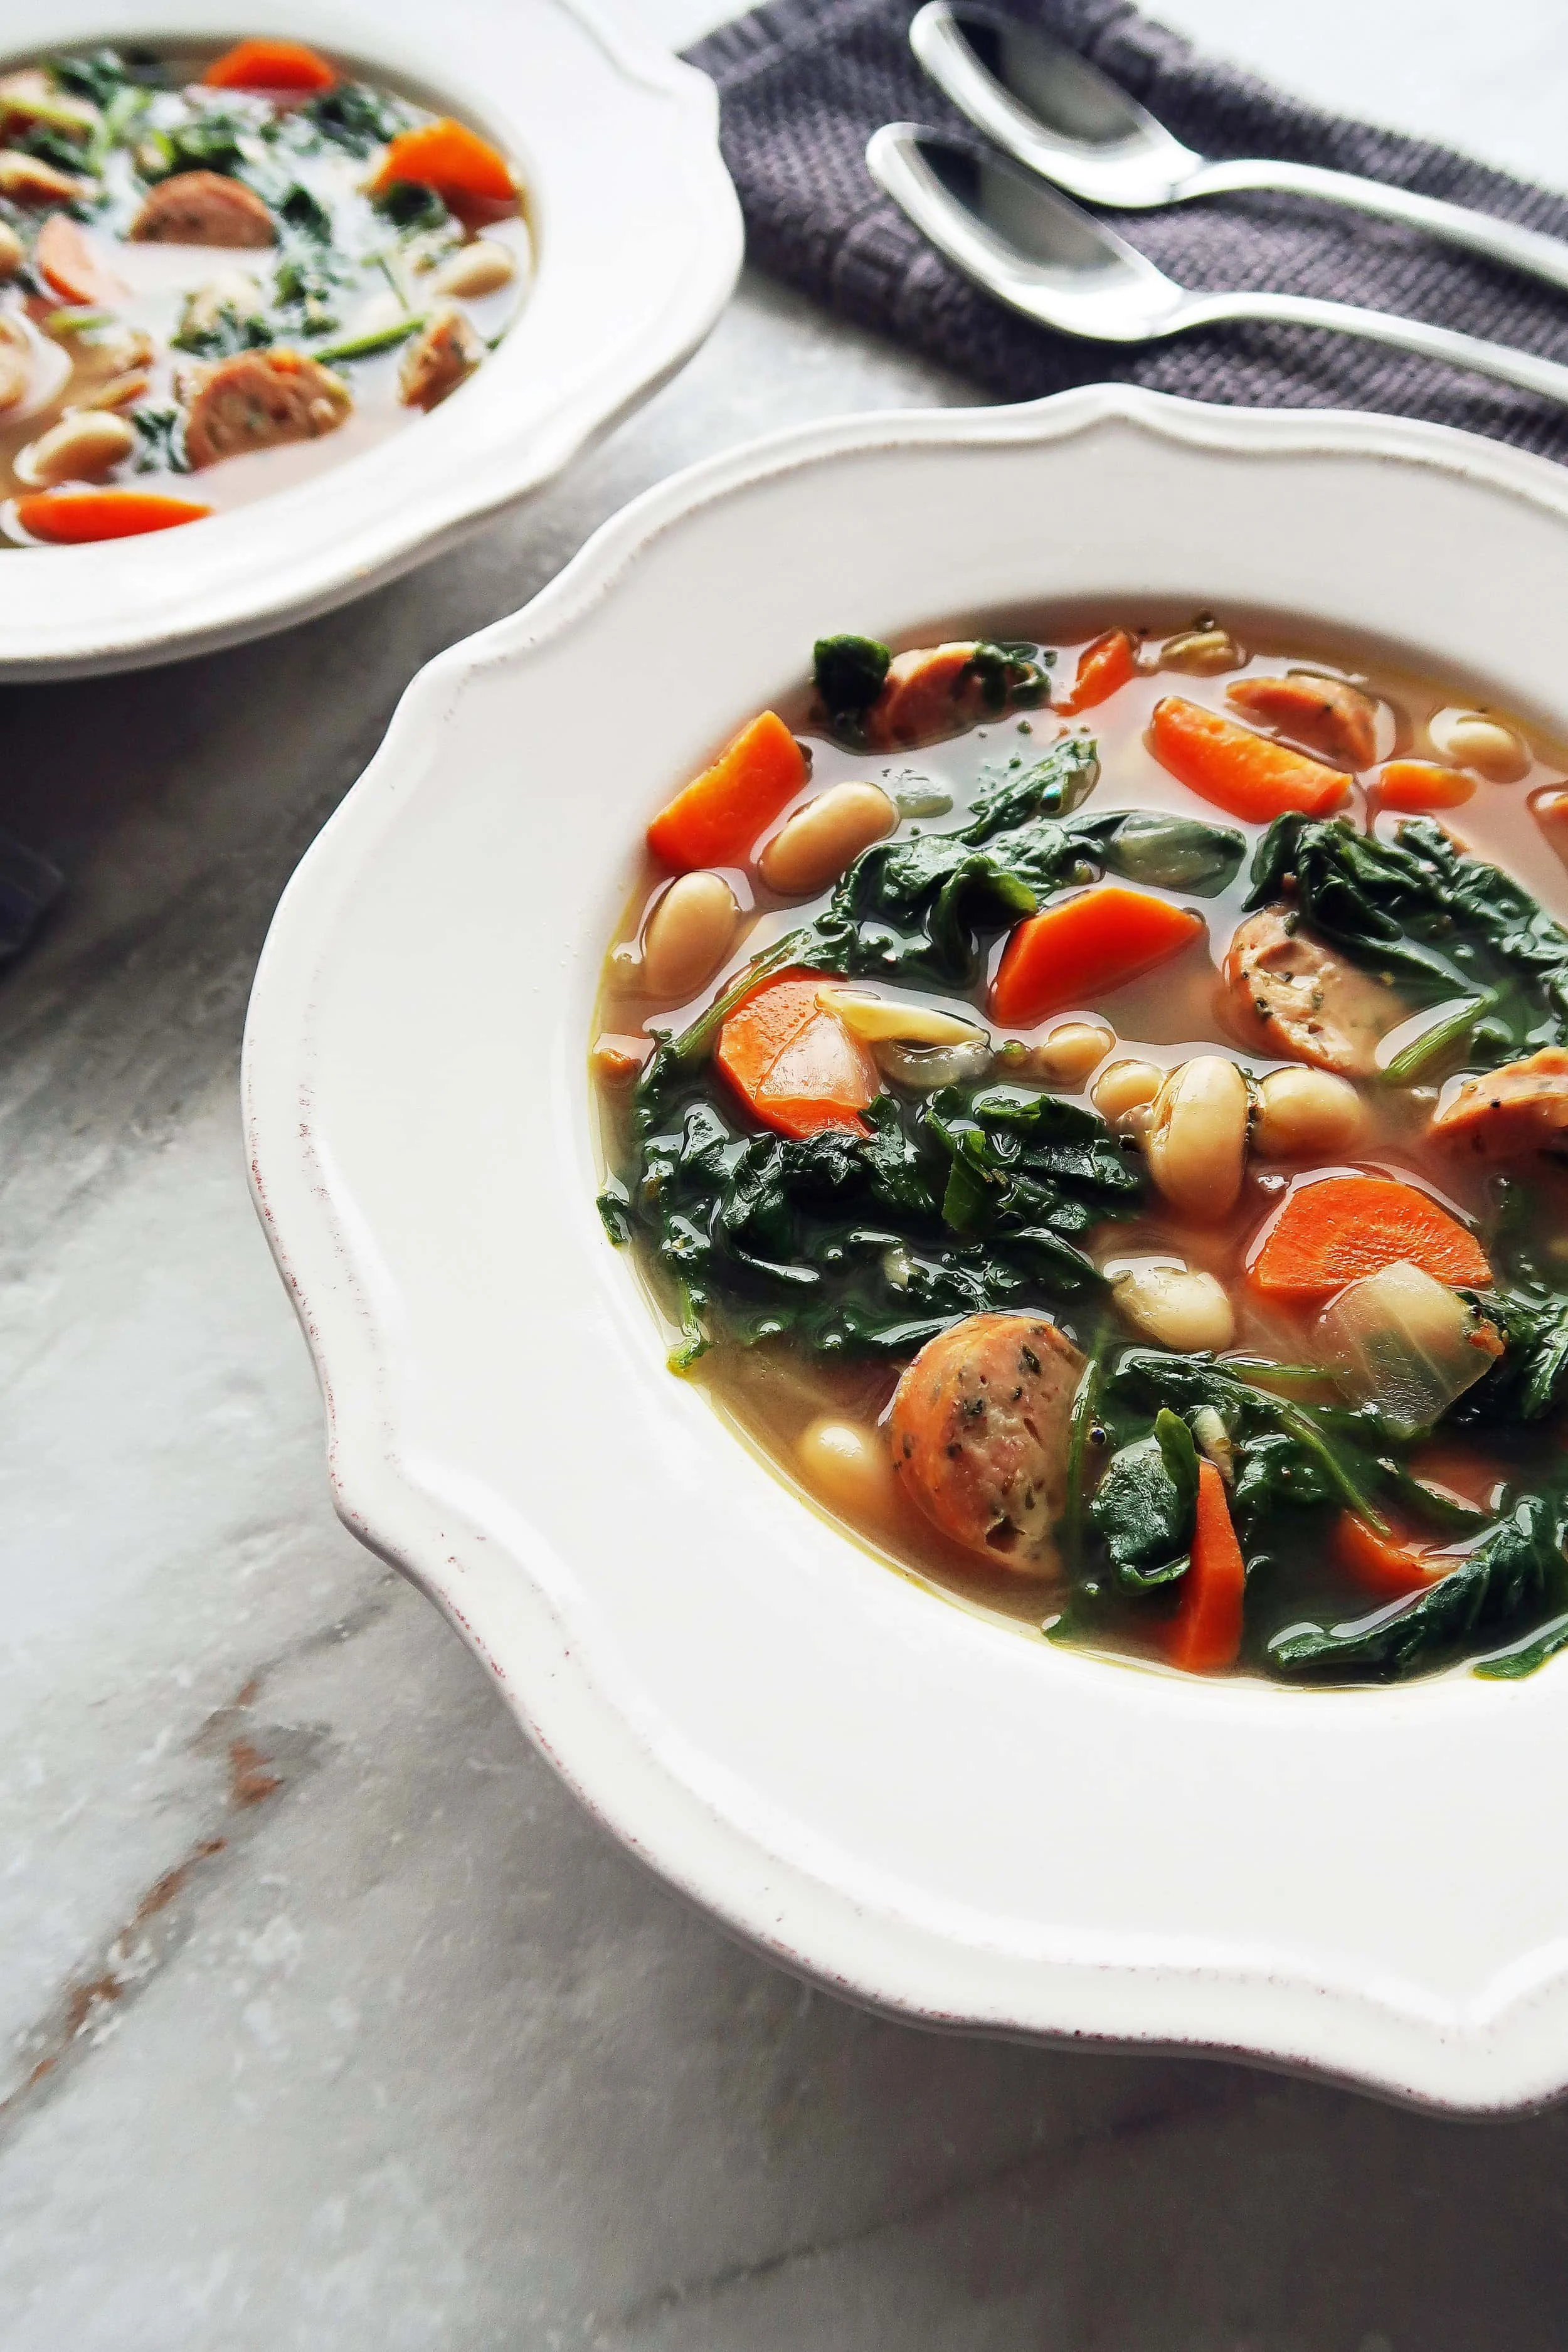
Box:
left=35, top=212, right=128, bottom=307
left=14, top=490, right=213, bottom=543
left=1169, top=1461, right=1246, bottom=1673
left=1057, top=627, right=1136, bottom=716
left=647, top=711, right=807, bottom=872
left=1334, top=1512, right=1444, bottom=1599
left=988, top=884, right=1204, bottom=1027
left=365, top=120, right=517, bottom=217
left=202, top=38, right=338, bottom=91
left=1150, top=695, right=1351, bottom=822
left=1249, top=1175, right=1491, bottom=1302
left=1371, top=759, right=1475, bottom=815
left=716, top=968, right=881, bottom=1140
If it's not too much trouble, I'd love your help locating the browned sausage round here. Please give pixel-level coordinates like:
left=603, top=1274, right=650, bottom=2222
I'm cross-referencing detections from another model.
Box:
left=864, top=643, right=983, bottom=750
left=183, top=349, right=351, bottom=469
left=129, top=171, right=275, bottom=248
left=1226, top=673, right=1380, bottom=769
left=1221, top=906, right=1403, bottom=1078
left=1429, top=1047, right=1568, bottom=1158
left=889, top=1311, right=1084, bottom=1571
left=398, top=306, right=484, bottom=412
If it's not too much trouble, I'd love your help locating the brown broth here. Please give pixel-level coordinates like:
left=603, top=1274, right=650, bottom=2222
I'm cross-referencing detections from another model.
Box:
left=593, top=614, right=1568, bottom=1671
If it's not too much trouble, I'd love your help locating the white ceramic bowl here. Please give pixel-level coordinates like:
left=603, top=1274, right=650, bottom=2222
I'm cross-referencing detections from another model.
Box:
left=0, top=0, right=739, bottom=675
left=246, top=386, right=1568, bottom=2112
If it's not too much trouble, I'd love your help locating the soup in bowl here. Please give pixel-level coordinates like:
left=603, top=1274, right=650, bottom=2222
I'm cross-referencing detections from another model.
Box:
left=595, top=616, right=1568, bottom=1687
left=0, top=36, right=527, bottom=544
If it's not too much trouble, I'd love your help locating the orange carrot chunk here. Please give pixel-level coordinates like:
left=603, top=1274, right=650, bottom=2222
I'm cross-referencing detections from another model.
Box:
left=366, top=120, right=517, bottom=215
left=1058, top=627, right=1136, bottom=715
left=35, top=212, right=127, bottom=307
left=647, top=711, right=808, bottom=872
left=1249, top=1175, right=1491, bottom=1302
left=988, top=884, right=1204, bottom=1027
left=14, top=490, right=213, bottom=543
left=716, top=968, right=881, bottom=1140
left=1334, top=1512, right=1445, bottom=1599
left=1169, top=1461, right=1246, bottom=1673
left=1371, top=759, right=1476, bottom=815
left=202, top=38, right=338, bottom=91
left=1150, top=696, right=1351, bottom=822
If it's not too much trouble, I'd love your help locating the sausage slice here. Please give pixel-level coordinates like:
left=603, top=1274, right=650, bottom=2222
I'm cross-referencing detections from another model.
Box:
left=864, top=642, right=983, bottom=750
left=183, top=349, right=351, bottom=469
left=889, top=1311, right=1084, bottom=1572
left=1429, top=1047, right=1568, bottom=1160
left=1226, top=674, right=1380, bottom=770
left=398, top=306, right=484, bottom=411
left=129, top=171, right=275, bottom=248
left=1222, top=906, right=1404, bottom=1078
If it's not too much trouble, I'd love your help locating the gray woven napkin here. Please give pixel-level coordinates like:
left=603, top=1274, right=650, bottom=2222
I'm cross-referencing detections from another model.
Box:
left=686, top=0, right=1568, bottom=460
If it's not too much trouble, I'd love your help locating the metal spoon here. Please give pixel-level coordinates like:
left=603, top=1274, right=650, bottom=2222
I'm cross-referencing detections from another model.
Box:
left=911, top=1, right=1568, bottom=300
left=866, top=124, right=1568, bottom=406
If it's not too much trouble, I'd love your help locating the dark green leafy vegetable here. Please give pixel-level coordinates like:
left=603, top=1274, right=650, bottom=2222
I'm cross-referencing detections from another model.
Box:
left=156, top=112, right=249, bottom=179
left=1248, top=814, right=1568, bottom=1073
left=1459, top=1285, right=1568, bottom=1424
left=373, top=179, right=451, bottom=234
left=1090, top=1408, right=1199, bottom=1589
left=1269, top=1498, right=1565, bottom=1679
left=967, top=640, right=1052, bottom=711
left=813, top=635, right=889, bottom=724
left=299, top=82, right=413, bottom=156
left=611, top=1046, right=1140, bottom=1365
left=1101, top=1350, right=1391, bottom=1537
left=51, top=47, right=157, bottom=106
left=170, top=304, right=274, bottom=360
left=1475, top=1612, right=1568, bottom=1680
left=807, top=733, right=1238, bottom=990
left=14, top=123, right=90, bottom=174
left=276, top=181, right=333, bottom=242
left=272, top=246, right=350, bottom=338
left=129, top=406, right=189, bottom=474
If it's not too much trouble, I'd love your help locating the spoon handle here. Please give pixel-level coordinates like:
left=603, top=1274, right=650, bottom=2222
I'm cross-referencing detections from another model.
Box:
left=1182, top=287, right=1568, bottom=407
left=1184, top=158, right=1568, bottom=300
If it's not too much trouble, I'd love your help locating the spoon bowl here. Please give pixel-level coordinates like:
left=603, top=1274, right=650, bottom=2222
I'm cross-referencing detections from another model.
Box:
left=911, top=0, right=1568, bottom=299
left=867, top=123, right=1568, bottom=409
left=911, top=1, right=1203, bottom=211
left=867, top=125, right=1189, bottom=342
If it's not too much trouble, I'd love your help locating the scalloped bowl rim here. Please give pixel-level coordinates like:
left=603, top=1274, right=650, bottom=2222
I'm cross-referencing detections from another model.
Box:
left=245, top=386, right=1568, bottom=2113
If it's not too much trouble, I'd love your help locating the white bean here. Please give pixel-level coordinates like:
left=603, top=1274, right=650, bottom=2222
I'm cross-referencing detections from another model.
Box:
left=760, top=782, right=895, bottom=896
left=1253, top=1066, right=1365, bottom=1158
left=428, top=239, right=517, bottom=299
left=0, top=314, right=29, bottom=413
left=797, top=1416, right=896, bottom=1523
left=1160, top=625, right=1245, bottom=674
left=1113, top=1263, right=1236, bottom=1352
left=16, top=410, right=134, bottom=487
left=1092, top=1057, right=1162, bottom=1130
left=1032, top=1020, right=1113, bottom=1086
left=1146, top=1056, right=1249, bottom=1219
left=640, top=871, right=739, bottom=1000
left=1426, top=706, right=1530, bottom=783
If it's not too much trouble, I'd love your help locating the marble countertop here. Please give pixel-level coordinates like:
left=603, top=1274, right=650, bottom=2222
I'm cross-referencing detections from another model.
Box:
left=6, top=4, right=1568, bottom=2344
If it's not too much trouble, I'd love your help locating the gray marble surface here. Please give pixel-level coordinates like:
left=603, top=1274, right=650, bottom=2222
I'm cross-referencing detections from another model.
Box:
left=5, top=4, right=1568, bottom=2344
